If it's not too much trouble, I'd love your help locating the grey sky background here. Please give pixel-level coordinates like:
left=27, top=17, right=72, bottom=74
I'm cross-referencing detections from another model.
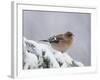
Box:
left=23, top=10, right=91, bottom=66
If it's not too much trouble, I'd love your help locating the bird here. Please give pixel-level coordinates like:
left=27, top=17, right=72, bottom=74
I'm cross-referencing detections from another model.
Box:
left=40, top=32, right=74, bottom=53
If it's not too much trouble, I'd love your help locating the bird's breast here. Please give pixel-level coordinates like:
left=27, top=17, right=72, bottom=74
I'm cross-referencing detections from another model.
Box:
left=51, top=40, right=71, bottom=53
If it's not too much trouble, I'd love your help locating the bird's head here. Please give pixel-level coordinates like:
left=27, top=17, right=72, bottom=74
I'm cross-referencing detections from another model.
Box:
left=64, top=32, right=74, bottom=38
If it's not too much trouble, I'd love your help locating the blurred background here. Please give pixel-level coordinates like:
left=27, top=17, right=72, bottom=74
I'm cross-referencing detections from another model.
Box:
left=23, top=10, right=91, bottom=66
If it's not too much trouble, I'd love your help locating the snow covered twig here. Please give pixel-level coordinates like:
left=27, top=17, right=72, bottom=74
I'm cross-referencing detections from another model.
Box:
left=23, top=37, right=84, bottom=69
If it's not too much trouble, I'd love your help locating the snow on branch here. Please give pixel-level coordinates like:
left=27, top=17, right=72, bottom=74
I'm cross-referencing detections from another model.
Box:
left=23, top=37, right=84, bottom=69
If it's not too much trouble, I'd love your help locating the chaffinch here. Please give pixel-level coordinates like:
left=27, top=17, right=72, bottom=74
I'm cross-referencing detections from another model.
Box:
left=40, top=32, right=74, bottom=53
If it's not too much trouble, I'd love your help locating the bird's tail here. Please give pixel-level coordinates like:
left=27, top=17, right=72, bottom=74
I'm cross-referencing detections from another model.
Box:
left=39, top=40, right=49, bottom=42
